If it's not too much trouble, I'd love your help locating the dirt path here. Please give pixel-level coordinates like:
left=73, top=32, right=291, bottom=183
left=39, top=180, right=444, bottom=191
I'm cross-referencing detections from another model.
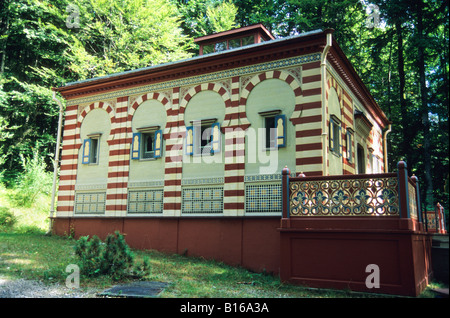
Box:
left=0, top=276, right=99, bottom=298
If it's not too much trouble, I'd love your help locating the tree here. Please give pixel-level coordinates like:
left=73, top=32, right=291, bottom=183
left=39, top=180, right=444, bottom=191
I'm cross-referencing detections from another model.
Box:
left=176, top=0, right=240, bottom=39
left=68, top=0, right=193, bottom=79
left=0, top=0, right=194, bottom=182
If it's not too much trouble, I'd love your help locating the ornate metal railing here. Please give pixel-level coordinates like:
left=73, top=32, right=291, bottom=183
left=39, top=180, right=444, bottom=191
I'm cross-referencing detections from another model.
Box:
left=289, top=174, right=399, bottom=217
left=281, top=161, right=423, bottom=221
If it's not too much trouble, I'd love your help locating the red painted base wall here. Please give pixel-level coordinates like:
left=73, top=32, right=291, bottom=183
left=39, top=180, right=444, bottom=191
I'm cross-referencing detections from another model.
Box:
left=52, top=217, right=281, bottom=274
left=279, top=217, right=433, bottom=297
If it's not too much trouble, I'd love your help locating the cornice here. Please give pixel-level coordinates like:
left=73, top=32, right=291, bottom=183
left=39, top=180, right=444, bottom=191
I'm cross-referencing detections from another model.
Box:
left=60, top=52, right=322, bottom=106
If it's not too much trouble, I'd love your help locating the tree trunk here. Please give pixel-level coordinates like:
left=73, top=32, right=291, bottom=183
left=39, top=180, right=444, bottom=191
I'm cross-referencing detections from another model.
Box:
left=396, top=20, right=410, bottom=163
left=416, top=0, right=434, bottom=210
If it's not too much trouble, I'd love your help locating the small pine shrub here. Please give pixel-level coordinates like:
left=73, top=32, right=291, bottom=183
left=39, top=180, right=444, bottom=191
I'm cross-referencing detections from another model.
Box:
left=74, top=231, right=150, bottom=280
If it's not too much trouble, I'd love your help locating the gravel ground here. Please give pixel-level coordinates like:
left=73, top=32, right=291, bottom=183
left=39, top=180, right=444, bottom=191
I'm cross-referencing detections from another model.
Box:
left=0, top=277, right=100, bottom=298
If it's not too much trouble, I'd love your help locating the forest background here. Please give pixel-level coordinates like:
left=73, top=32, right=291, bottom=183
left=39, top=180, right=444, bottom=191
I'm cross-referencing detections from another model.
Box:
left=0, top=0, right=448, bottom=219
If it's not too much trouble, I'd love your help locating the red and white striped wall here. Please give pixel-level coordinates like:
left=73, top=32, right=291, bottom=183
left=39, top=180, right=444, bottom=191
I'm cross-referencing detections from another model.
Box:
left=56, top=59, right=384, bottom=217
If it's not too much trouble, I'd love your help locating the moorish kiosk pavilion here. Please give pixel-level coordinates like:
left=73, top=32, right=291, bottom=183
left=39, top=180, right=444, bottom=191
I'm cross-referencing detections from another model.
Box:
left=52, top=24, right=432, bottom=296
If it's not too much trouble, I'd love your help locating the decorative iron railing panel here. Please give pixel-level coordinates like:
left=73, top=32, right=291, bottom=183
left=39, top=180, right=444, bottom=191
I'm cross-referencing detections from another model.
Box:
left=289, top=176, right=400, bottom=217
left=408, top=180, right=418, bottom=220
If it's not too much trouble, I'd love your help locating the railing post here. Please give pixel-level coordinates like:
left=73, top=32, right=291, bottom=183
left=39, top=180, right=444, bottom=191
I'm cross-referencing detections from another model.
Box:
left=436, top=202, right=447, bottom=234
left=397, top=161, right=410, bottom=219
left=282, top=166, right=290, bottom=219
left=411, top=174, right=423, bottom=224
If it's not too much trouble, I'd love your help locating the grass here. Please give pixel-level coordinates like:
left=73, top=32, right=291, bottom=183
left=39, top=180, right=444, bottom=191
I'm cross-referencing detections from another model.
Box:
left=0, top=186, right=447, bottom=298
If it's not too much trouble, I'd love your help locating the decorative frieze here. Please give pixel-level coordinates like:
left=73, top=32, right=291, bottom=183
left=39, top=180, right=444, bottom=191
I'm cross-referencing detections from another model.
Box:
left=65, top=53, right=321, bottom=106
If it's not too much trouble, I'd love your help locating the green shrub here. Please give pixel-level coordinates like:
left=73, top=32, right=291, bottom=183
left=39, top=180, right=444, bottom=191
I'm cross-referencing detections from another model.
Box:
left=74, top=231, right=150, bottom=280
left=0, top=206, right=16, bottom=230
left=13, top=149, right=52, bottom=207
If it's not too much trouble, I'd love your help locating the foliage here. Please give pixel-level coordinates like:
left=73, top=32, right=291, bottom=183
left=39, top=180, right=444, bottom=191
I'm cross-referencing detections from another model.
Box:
left=74, top=231, right=150, bottom=280
left=0, top=206, right=16, bottom=231
left=0, top=179, right=50, bottom=234
left=12, top=148, right=53, bottom=207
left=68, top=0, right=193, bottom=79
left=176, top=0, right=240, bottom=38
left=0, top=0, right=192, bottom=181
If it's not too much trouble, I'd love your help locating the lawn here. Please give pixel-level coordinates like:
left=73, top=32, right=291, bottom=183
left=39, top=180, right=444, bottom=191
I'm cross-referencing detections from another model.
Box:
left=0, top=186, right=445, bottom=299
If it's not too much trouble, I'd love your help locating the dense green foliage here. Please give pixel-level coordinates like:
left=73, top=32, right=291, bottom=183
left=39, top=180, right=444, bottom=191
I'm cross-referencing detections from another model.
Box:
left=0, top=0, right=448, bottom=217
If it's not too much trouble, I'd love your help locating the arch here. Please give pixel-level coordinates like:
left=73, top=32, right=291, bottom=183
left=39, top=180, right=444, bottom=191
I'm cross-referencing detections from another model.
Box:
left=179, top=82, right=231, bottom=133
left=129, top=92, right=171, bottom=134
left=240, top=70, right=302, bottom=128
left=327, top=76, right=344, bottom=112
left=328, top=87, right=341, bottom=119
left=76, top=101, right=115, bottom=144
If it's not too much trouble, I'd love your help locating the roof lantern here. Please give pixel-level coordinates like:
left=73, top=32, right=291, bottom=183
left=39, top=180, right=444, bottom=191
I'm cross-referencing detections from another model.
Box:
left=194, top=23, right=275, bottom=55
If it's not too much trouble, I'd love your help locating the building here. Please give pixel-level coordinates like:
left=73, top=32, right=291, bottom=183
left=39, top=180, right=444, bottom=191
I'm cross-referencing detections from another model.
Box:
left=51, top=25, right=432, bottom=296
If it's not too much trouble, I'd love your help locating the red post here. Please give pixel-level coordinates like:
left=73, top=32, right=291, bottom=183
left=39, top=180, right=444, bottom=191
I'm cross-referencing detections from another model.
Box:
left=282, top=166, right=290, bottom=219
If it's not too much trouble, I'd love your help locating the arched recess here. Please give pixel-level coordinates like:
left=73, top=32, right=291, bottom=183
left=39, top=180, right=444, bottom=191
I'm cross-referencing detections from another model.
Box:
left=76, top=101, right=115, bottom=145
left=327, top=87, right=343, bottom=175
left=128, top=92, right=171, bottom=135
left=240, top=70, right=302, bottom=129
left=244, top=77, right=296, bottom=175
left=76, top=105, right=113, bottom=186
left=179, top=82, right=231, bottom=133
left=179, top=83, right=228, bottom=180
left=128, top=94, right=169, bottom=183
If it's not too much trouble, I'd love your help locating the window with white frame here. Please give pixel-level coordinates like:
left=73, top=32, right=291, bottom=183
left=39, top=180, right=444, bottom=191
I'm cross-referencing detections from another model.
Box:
left=131, top=127, right=163, bottom=160
left=82, top=134, right=101, bottom=164
left=185, top=119, right=221, bottom=156
left=259, top=110, right=286, bottom=150
left=329, top=115, right=342, bottom=156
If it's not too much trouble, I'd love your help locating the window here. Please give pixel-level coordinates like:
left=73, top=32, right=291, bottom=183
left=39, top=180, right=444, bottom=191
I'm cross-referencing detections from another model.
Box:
left=201, top=35, right=255, bottom=54
left=260, top=111, right=286, bottom=150
left=346, top=129, right=354, bottom=163
left=357, top=144, right=365, bottom=174
left=185, top=120, right=221, bottom=156
left=329, top=115, right=342, bottom=156
left=214, top=41, right=227, bottom=52
left=131, top=129, right=163, bottom=160
left=82, top=135, right=100, bottom=164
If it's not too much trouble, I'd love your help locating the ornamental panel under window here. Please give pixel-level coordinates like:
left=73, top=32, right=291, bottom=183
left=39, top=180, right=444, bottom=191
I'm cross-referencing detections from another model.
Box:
left=128, top=189, right=163, bottom=214
left=245, top=183, right=282, bottom=213
left=182, top=187, right=223, bottom=214
left=75, top=192, right=106, bottom=214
